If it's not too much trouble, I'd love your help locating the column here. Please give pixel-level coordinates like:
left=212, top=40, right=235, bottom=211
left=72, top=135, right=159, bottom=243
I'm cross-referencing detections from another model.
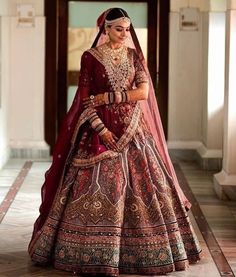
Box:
left=214, top=0, right=236, bottom=200
left=8, top=0, right=49, bottom=159
left=198, top=2, right=226, bottom=170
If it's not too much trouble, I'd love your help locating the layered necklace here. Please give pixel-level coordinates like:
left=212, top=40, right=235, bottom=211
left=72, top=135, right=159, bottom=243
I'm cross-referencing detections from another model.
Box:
left=101, top=43, right=131, bottom=92
left=105, top=43, right=126, bottom=63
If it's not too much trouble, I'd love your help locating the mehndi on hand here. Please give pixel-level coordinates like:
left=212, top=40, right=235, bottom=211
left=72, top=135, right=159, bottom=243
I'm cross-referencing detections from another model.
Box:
left=83, top=94, right=105, bottom=108
left=100, top=130, right=119, bottom=152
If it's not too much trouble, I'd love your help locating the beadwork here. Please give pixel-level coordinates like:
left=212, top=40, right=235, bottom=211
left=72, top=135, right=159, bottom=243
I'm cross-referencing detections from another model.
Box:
left=100, top=43, right=131, bottom=93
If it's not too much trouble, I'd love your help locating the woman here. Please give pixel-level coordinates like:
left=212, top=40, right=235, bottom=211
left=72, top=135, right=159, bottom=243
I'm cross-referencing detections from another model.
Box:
left=29, top=8, right=201, bottom=276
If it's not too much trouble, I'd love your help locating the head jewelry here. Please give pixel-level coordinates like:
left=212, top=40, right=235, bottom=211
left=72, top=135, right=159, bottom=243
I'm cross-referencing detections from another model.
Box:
left=105, top=8, right=131, bottom=28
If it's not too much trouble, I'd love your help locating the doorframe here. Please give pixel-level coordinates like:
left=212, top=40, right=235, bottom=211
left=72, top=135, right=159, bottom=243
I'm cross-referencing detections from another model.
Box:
left=44, top=0, right=169, bottom=153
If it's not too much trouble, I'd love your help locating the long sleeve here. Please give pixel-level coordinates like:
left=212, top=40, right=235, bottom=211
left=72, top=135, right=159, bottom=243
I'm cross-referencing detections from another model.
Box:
left=78, top=51, right=93, bottom=105
left=133, top=50, right=149, bottom=86
left=79, top=51, right=107, bottom=135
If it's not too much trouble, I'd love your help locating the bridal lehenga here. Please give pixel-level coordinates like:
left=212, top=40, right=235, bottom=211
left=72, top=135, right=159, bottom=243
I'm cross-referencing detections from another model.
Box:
left=28, top=10, right=201, bottom=276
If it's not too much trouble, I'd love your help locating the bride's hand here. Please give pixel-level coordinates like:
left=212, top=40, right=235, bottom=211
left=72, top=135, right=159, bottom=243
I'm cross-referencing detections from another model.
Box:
left=100, top=130, right=119, bottom=151
left=83, top=93, right=105, bottom=109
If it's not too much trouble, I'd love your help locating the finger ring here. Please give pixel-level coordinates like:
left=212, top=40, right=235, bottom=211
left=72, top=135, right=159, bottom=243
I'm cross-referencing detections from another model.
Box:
left=90, top=95, right=95, bottom=100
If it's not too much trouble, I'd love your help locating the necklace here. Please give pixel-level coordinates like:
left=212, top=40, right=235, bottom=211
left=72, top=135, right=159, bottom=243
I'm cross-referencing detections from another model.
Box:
left=104, top=43, right=127, bottom=63
left=101, top=43, right=131, bottom=92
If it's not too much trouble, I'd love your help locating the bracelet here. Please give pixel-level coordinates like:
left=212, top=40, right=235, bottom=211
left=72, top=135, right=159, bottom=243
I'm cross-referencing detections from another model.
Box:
left=114, top=91, right=122, bottom=103
left=88, top=111, right=107, bottom=135
left=104, top=92, right=109, bottom=104
left=98, top=127, right=108, bottom=136
left=95, top=123, right=105, bottom=133
left=103, top=91, right=130, bottom=104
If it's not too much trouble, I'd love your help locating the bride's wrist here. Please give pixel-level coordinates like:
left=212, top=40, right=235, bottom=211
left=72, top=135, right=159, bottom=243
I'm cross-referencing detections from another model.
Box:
left=104, top=91, right=130, bottom=104
left=94, top=93, right=105, bottom=105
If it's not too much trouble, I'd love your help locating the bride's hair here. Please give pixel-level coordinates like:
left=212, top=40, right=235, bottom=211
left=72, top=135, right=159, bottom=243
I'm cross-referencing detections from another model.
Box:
left=105, top=8, right=130, bottom=21
left=93, top=8, right=131, bottom=43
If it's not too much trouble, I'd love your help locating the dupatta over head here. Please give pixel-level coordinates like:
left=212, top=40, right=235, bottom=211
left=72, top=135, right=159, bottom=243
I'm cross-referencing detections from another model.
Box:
left=29, top=7, right=191, bottom=245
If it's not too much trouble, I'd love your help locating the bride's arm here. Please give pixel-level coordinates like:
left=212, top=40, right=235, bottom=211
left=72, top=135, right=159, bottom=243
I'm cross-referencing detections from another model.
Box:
left=126, top=82, right=149, bottom=101
left=80, top=51, right=118, bottom=151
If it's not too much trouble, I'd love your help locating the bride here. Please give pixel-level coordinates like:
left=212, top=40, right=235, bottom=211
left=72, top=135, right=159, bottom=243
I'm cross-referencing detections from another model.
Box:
left=28, top=7, right=202, bottom=276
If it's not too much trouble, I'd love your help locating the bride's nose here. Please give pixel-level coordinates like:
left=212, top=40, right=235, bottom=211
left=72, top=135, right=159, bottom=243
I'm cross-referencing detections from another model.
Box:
left=121, top=30, right=126, bottom=37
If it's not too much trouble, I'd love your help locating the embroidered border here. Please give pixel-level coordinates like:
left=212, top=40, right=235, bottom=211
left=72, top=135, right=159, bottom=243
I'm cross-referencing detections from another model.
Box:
left=72, top=104, right=141, bottom=168
left=71, top=107, right=97, bottom=145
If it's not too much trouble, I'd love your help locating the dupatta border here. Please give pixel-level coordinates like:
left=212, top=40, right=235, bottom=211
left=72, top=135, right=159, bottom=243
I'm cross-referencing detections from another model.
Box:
left=72, top=103, right=141, bottom=168
left=71, top=107, right=97, bottom=145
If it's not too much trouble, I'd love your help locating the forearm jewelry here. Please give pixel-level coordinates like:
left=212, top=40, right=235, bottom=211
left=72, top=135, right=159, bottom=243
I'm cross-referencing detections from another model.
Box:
left=87, top=111, right=108, bottom=136
left=104, top=91, right=130, bottom=104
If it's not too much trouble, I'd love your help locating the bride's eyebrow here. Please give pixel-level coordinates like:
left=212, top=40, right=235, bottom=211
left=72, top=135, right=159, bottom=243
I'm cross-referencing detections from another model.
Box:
left=114, top=25, right=130, bottom=29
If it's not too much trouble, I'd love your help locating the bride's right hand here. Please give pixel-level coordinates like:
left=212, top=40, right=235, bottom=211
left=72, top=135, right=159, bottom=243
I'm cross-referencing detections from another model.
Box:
left=100, top=130, right=119, bottom=151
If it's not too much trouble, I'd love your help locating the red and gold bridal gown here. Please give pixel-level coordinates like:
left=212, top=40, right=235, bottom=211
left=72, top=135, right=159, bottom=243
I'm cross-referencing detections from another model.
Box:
left=29, top=44, right=202, bottom=276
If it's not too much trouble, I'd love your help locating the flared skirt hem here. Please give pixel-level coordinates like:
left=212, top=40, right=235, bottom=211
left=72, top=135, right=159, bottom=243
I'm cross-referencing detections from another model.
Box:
left=52, top=251, right=201, bottom=276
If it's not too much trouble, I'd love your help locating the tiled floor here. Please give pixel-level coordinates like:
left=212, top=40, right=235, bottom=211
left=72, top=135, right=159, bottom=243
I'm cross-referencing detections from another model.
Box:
left=0, top=159, right=235, bottom=277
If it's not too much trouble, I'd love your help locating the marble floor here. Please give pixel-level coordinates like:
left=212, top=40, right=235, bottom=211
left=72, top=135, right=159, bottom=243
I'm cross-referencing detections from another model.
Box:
left=0, top=159, right=235, bottom=277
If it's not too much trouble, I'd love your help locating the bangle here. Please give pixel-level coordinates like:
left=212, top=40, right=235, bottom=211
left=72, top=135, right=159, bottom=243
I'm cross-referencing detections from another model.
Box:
left=88, top=111, right=107, bottom=135
left=114, top=91, right=122, bottom=103
left=103, top=91, right=129, bottom=104
left=98, top=127, right=108, bottom=136
left=121, top=91, right=130, bottom=102
left=109, top=92, right=115, bottom=103
left=104, top=92, right=109, bottom=104
left=95, top=123, right=105, bottom=133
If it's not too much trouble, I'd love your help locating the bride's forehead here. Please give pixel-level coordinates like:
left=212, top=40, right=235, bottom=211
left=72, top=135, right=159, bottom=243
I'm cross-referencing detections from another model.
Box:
left=112, top=20, right=130, bottom=28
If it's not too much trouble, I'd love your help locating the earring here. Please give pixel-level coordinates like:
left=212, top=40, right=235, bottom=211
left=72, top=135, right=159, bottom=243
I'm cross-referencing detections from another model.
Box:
left=105, top=31, right=110, bottom=43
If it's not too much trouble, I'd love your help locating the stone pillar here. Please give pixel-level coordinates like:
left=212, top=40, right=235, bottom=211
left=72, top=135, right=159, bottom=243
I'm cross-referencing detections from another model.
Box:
left=8, top=0, right=49, bottom=159
left=214, top=0, right=236, bottom=200
left=198, top=3, right=226, bottom=170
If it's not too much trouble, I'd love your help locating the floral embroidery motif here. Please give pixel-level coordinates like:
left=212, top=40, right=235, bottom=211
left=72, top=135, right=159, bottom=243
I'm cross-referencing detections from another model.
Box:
left=65, top=189, right=122, bottom=225
left=29, top=47, right=202, bottom=276
left=30, top=136, right=201, bottom=276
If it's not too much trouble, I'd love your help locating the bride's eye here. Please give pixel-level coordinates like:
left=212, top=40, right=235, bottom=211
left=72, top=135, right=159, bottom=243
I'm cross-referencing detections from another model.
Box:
left=115, top=28, right=123, bottom=32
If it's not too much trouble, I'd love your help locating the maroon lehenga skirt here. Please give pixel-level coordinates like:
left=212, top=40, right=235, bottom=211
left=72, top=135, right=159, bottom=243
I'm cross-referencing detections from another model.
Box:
left=29, top=117, right=202, bottom=276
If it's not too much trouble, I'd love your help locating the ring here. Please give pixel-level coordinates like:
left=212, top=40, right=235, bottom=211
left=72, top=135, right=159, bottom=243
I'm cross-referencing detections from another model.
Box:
left=90, top=95, right=95, bottom=100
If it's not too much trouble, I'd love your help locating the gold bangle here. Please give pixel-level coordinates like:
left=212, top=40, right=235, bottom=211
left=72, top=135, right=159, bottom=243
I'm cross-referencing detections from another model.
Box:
left=114, top=91, right=122, bottom=103
left=104, top=92, right=109, bottom=104
left=98, top=127, right=108, bottom=136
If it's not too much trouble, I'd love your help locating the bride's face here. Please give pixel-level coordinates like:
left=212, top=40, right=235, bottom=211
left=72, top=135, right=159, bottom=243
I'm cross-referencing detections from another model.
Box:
left=107, top=19, right=130, bottom=45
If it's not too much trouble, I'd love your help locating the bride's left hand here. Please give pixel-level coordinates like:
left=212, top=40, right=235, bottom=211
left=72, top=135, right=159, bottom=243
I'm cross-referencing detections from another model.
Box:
left=83, top=93, right=105, bottom=109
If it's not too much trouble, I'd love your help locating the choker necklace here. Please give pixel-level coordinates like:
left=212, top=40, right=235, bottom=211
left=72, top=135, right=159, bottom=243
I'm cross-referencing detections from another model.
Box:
left=105, top=43, right=126, bottom=62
